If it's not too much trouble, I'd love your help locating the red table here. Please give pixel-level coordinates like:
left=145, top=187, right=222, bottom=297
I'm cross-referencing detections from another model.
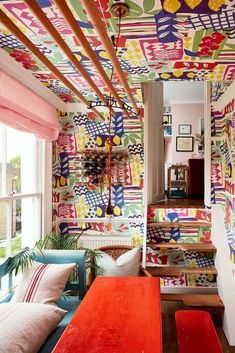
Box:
left=53, top=277, right=162, bottom=353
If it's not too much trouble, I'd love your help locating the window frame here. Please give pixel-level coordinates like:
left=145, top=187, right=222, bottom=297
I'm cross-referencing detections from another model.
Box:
left=0, top=124, right=44, bottom=257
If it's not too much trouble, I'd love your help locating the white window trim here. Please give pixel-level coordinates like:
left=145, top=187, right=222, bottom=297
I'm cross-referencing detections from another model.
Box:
left=0, top=125, right=47, bottom=256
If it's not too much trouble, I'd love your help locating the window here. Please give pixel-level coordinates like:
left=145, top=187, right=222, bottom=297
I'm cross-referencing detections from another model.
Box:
left=0, top=124, right=43, bottom=259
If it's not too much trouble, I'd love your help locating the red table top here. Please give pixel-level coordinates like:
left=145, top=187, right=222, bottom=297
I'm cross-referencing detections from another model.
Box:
left=53, top=277, right=162, bottom=353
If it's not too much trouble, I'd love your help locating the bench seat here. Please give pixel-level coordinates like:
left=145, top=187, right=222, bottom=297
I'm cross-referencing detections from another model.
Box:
left=175, top=310, right=223, bottom=353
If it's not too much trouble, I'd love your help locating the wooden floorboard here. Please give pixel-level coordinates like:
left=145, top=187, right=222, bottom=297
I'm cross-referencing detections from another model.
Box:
left=149, top=198, right=204, bottom=209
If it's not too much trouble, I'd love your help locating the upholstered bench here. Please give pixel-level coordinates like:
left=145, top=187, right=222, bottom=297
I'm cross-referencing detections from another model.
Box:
left=0, top=250, right=86, bottom=353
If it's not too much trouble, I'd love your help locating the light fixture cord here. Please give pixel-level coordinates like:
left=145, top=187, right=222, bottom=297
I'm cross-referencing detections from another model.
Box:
left=106, top=7, right=122, bottom=211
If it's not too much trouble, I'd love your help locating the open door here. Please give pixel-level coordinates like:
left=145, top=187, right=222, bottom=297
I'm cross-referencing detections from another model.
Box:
left=142, top=82, right=165, bottom=204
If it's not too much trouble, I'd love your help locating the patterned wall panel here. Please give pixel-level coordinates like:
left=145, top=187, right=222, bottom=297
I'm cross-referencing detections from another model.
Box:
left=52, top=110, right=144, bottom=242
left=147, top=207, right=211, bottom=243
left=211, top=86, right=235, bottom=274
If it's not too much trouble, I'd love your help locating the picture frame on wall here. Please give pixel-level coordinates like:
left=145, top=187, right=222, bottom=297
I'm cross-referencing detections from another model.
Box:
left=178, top=124, right=192, bottom=135
left=176, top=136, right=194, bottom=152
left=163, top=114, right=172, bottom=125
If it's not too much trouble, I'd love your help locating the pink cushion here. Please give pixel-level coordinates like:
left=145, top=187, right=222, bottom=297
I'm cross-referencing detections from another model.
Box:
left=0, top=302, right=66, bottom=353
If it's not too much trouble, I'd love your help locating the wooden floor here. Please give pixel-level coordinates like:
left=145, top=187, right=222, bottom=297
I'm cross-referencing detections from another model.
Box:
left=162, top=302, right=235, bottom=353
left=150, top=197, right=205, bottom=209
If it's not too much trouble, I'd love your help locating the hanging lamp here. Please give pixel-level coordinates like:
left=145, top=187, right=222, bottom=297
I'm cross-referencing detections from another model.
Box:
left=105, top=1, right=130, bottom=232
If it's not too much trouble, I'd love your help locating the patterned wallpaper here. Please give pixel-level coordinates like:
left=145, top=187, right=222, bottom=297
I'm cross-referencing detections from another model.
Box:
left=147, top=207, right=211, bottom=243
left=52, top=110, right=144, bottom=242
left=211, top=86, right=235, bottom=274
left=146, top=207, right=215, bottom=288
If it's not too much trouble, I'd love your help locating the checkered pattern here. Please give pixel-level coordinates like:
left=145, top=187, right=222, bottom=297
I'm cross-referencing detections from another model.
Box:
left=0, top=34, right=22, bottom=49
left=147, top=227, right=168, bottom=241
left=85, top=121, right=108, bottom=138
left=85, top=192, right=108, bottom=207
left=40, top=79, right=71, bottom=94
left=188, top=10, right=235, bottom=31
left=220, top=143, right=231, bottom=164
left=185, top=251, right=214, bottom=268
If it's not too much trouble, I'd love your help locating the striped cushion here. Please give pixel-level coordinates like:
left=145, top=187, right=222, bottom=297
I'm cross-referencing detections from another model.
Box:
left=11, top=261, right=75, bottom=305
left=0, top=302, right=66, bottom=353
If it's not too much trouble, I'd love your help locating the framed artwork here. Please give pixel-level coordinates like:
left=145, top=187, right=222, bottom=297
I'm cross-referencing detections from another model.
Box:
left=176, top=136, right=194, bottom=152
left=164, top=125, right=172, bottom=136
left=163, top=114, right=172, bottom=125
left=178, top=124, right=192, bottom=135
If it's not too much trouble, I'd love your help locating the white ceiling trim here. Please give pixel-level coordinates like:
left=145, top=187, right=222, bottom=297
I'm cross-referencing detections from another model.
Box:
left=0, top=48, right=67, bottom=111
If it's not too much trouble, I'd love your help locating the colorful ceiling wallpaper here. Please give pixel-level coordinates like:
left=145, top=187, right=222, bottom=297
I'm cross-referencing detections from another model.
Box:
left=211, top=84, right=235, bottom=274
left=52, top=109, right=144, bottom=242
left=0, top=0, right=235, bottom=106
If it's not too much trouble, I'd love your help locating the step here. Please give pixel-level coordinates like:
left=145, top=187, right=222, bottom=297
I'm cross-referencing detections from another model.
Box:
left=146, top=266, right=218, bottom=277
left=148, top=221, right=211, bottom=228
left=147, top=243, right=216, bottom=253
left=161, top=294, right=224, bottom=307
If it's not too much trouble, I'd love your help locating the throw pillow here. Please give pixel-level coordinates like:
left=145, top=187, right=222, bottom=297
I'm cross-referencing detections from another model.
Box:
left=96, top=248, right=140, bottom=276
left=11, top=261, right=75, bottom=305
left=0, top=302, right=66, bottom=353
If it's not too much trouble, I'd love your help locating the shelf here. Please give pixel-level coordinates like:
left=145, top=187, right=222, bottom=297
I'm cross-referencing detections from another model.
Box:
left=146, top=266, right=217, bottom=277
left=161, top=294, right=224, bottom=307
left=147, top=221, right=211, bottom=228
left=147, top=243, right=216, bottom=253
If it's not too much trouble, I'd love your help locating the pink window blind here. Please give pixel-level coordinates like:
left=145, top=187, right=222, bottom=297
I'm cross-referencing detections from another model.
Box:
left=0, top=70, right=60, bottom=141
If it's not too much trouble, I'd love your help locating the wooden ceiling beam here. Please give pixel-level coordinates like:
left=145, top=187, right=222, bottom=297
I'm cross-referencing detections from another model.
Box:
left=23, top=0, right=117, bottom=117
left=80, top=0, right=139, bottom=115
left=0, top=9, right=104, bottom=120
left=53, top=0, right=131, bottom=118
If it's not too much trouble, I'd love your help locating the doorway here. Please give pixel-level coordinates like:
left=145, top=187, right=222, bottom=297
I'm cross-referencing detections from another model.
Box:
left=162, top=81, right=205, bottom=207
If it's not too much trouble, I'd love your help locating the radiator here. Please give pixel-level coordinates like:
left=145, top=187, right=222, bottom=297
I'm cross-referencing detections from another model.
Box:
left=78, top=236, right=132, bottom=250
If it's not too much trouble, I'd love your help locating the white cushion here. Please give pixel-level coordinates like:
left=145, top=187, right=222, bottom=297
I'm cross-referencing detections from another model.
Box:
left=0, top=302, right=66, bottom=353
left=11, top=261, right=75, bottom=305
left=96, top=248, right=140, bottom=276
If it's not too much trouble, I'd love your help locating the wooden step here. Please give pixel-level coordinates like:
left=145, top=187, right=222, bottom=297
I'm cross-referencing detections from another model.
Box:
left=161, top=294, right=224, bottom=308
left=148, top=221, right=211, bottom=228
left=147, top=243, right=216, bottom=253
left=146, top=266, right=217, bottom=277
